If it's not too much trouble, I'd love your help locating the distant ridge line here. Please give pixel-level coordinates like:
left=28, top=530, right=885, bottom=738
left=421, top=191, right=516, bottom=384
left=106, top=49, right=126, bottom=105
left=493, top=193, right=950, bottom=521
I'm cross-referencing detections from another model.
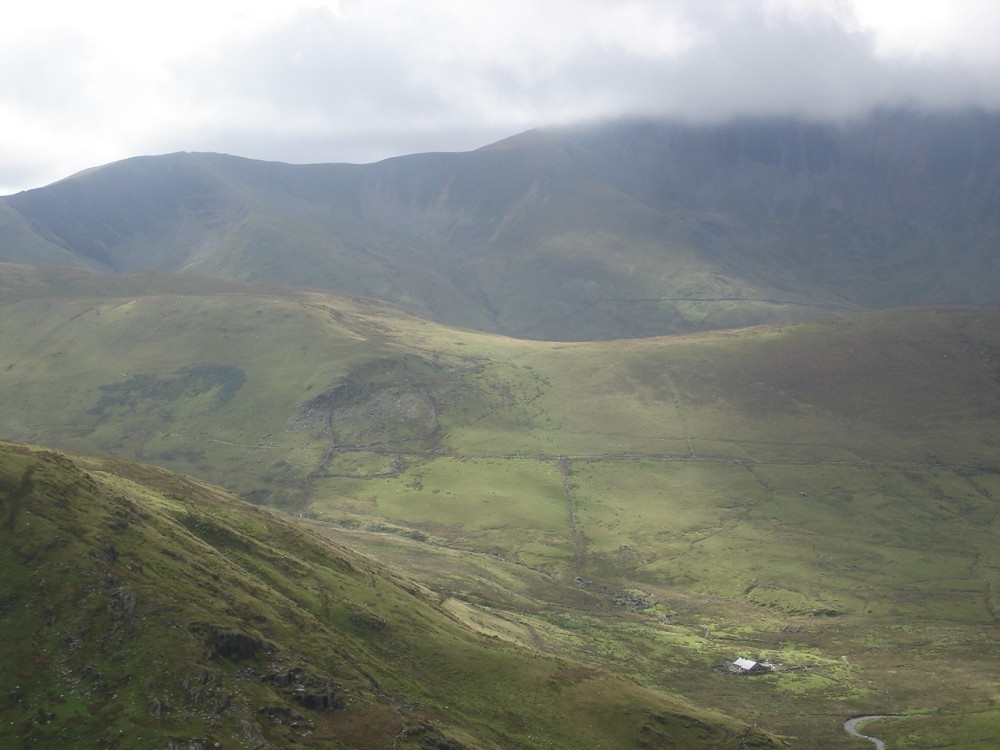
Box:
left=601, top=297, right=862, bottom=311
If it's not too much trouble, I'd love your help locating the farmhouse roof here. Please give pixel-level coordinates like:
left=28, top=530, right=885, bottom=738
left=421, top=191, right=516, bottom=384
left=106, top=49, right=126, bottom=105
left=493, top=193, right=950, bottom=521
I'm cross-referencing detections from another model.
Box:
left=733, top=658, right=758, bottom=670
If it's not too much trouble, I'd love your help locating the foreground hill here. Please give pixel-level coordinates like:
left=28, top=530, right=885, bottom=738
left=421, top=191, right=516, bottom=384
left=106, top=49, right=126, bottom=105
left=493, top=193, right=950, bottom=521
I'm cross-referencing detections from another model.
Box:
left=0, top=439, right=779, bottom=749
left=2, top=109, right=999, bottom=339
left=1, top=263, right=998, bottom=745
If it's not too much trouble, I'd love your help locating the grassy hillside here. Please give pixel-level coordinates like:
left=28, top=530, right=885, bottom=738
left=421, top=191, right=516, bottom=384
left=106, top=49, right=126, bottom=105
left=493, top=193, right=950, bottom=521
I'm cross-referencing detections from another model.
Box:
left=5, top=110, right=1000, bottom=340
left=1, top=264, right=998, bottom=745
left=0, top=202, right=87, bottom=267
left=0, top=439, right=779, bottom=749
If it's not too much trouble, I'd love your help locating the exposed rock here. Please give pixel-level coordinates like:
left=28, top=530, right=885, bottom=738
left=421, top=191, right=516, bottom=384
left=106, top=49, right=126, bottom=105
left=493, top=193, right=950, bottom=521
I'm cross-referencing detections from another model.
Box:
left=349, top=610, right=389, bottom=632
left=216, top=632, right=262, bottom=660
left=291, top=685, right=342, bottom=712
left=107, top=585, right=135, bottom=620
left=263, top=668, right=344, bottom=712
left=613, top=590, right=654, bottom=610
left=181, top=670, right=232, bottom=713
left=401, top=721, right=467, bottom=749
left=193, top=627, right=266, bottom=661
left=148, top=695, right=170, bottom=717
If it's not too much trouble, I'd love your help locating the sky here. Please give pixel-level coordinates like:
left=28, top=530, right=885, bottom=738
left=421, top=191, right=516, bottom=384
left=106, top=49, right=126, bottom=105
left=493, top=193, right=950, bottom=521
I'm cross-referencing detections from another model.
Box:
left=3, top=0, right=1000, bottom=194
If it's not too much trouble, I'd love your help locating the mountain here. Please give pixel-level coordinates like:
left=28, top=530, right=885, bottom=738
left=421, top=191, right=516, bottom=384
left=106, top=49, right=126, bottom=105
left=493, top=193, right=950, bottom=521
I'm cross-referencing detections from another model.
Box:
left=4, top=264, right=997, bottom=504
left=0, top=439, right=781, bottom=749
left=2, top=108, right=999, bottom=340
left=3, top=105, right=1000, bottom=747
left=2, top=263, right=999, bottom=745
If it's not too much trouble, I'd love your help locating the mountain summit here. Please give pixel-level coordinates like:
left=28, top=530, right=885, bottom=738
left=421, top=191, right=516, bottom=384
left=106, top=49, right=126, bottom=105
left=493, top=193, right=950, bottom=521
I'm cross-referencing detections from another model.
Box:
left=2, top=108, right=999, bottom=339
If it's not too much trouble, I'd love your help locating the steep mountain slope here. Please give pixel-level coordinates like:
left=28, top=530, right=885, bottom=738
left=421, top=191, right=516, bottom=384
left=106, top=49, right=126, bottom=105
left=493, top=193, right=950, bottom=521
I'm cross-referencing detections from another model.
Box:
left=3, top=109, right=998, bottom=339
left=553, top=109, right=1000, bottom=308
left=1, top=263, right=998, bottom=745
left=0, top=439, right=780, bottom=749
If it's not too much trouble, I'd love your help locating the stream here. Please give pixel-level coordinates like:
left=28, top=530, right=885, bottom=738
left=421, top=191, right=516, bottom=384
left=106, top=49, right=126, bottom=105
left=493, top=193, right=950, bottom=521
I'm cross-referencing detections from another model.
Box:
left=844, top=715, right=892, bottom=749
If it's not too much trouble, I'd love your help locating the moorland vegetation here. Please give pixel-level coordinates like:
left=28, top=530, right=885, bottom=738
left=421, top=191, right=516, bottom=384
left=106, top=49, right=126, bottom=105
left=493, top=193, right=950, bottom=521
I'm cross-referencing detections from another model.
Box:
left=1, top=109, right=999, bottom=748
left=0, top=265, right=997, bottom=746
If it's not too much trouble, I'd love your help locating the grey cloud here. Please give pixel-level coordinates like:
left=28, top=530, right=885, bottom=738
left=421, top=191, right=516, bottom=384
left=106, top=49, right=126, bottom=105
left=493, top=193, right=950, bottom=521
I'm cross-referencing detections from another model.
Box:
left=0, top=33, right=95, bottom=116
left=463, top=3, right=1000, bottom=123
left=4, top=0, right=1000, bottom=193
left=184, top=2, right=1000, bottom=153
left=177, top=8, right=448, bottom=122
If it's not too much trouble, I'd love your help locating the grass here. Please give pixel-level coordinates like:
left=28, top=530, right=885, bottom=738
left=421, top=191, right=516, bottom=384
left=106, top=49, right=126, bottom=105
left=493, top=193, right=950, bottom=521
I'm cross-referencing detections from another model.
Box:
left=1, top=440, right=781, bottom=749
left=10, top=113, right=1000, bottom=343
left=1, top=268, right=999, bottom=746
left=871, top=705, right=1000, bottom=749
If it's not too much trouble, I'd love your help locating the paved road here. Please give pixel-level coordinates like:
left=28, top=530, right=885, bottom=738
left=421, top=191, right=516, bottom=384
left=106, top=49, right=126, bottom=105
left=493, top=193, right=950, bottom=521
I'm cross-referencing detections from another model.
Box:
left=844, top=715, right=891, bottom=749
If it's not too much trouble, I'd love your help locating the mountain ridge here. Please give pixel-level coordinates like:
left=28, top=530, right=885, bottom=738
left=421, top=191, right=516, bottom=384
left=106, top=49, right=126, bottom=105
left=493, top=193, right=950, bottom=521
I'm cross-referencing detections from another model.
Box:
left=3, top=108, right=1000, bottom=746
left=3, top=108, right=998, bottom=339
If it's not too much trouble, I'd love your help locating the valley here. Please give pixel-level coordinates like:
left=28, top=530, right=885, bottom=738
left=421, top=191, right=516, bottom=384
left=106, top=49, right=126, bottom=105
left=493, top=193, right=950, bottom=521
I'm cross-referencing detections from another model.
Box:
left=0, top=263, right=997, bottom=746
left=2, top=440, right=786, bottom=749
left=2, top=108, right=1000, bottom=748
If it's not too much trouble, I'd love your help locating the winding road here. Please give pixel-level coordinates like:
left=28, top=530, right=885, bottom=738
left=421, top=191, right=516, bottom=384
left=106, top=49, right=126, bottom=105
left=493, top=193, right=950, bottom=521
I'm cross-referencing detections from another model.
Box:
left=844, top=715, right=892, bottom=749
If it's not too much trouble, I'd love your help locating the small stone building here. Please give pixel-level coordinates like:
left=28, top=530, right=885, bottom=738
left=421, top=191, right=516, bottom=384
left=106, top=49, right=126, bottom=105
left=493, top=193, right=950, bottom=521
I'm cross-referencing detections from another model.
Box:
left=729, top=657, right=772, bottom=675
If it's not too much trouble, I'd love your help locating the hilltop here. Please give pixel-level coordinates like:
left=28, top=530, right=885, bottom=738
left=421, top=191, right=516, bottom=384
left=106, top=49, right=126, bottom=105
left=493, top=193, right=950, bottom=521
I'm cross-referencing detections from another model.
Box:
left=0, top=439, right=780, bottom=748
left=2, top=108, right=999, bottom=340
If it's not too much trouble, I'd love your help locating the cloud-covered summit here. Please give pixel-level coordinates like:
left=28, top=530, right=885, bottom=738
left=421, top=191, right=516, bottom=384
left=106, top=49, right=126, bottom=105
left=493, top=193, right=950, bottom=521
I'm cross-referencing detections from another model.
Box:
left=3, top=0, right=1000, bottom=194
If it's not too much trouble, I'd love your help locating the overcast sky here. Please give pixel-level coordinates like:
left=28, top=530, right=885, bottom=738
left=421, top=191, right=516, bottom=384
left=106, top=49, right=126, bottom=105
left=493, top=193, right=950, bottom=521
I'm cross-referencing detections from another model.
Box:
left=3, top=0, right=1000, bottom=194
